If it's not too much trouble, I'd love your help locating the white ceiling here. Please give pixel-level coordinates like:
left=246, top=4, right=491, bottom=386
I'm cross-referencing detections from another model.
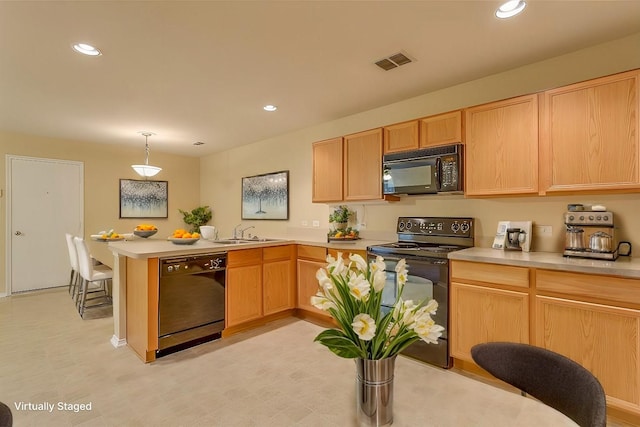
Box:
left=1, top=1, right=640, bottom=157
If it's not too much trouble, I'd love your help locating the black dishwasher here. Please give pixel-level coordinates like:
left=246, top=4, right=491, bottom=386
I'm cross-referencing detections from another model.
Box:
left=157, top=253, right=226, bottom=358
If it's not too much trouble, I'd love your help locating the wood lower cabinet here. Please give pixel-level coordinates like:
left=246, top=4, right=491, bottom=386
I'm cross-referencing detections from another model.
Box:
left=226, top=248, right=263, bottom=327
left=126, top=257, right=159, bottom=363
left=450, top=282, right=529, bottom=361
left=536, top=295, right=640, bottom=413
left=312, top=137, right=343, bottom=202
left=464, top=94, right=539, bottom=196
left=540, top=69, right=640, bottom=194
left=263, top=245, right=296, bottom=315
left=535, top=269, right=640, bottom=416
left=450, top=261, right=530, bottom=362
left=296, top=245, right=331, bottom=319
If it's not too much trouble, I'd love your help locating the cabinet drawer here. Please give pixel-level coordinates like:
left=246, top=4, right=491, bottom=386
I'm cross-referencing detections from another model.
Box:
left=451, top=260, right=529, bottom=289
left=297, top=245, right=327, bottom=262
left=536, top=269, right=640, bottom=307
left=227, top=248, right=262, bottom=267
left=263, top=245, right=293, bottom=262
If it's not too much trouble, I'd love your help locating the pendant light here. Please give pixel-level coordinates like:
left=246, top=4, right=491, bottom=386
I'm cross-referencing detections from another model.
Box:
left=131, top=132, right=162, bottom=177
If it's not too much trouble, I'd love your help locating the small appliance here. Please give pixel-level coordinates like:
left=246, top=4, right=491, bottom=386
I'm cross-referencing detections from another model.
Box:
left=382, top=144, right=463, bottom=195
left=492, top=221, right=532, bottom=252
left=563, top=211, right=632, bottom=260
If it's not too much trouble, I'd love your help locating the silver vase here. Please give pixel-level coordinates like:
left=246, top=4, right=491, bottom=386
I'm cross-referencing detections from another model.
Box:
left=355, top=355, right=396, bottom=427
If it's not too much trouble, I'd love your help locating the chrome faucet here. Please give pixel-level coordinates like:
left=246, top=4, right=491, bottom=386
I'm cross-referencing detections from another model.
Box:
left=239, top=226, right=255, bottom=239
left=232, top=223, right=242, bottom=239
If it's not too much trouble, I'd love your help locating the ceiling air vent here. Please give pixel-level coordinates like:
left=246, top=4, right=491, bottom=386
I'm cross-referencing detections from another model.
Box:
left=375, top=52, right=413, bottom=71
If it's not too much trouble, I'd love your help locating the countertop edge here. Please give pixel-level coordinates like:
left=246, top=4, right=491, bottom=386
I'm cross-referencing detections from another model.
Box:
left=448, top=247, right=640, bottom=279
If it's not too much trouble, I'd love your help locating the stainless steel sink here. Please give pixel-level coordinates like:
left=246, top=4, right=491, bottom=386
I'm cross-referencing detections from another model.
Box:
left=213, top=239, right=249, bottom=245
left=213, top=238, right=284, bottom=245
left=213, top=237, right=285, bottom=245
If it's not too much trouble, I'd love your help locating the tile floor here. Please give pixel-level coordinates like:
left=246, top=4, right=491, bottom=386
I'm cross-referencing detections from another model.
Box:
left=0, top=287, right=632, bottom=427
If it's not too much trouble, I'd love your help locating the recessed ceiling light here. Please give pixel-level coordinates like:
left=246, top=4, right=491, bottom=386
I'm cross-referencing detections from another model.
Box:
left=72, top=43, right=102, bottom=56
left=495, top=0, right=526, bottom=19
left=263, top=105, right=277, bottom=112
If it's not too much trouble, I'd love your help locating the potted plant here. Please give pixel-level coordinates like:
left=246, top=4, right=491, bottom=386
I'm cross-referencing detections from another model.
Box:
left=312, top=253, right=444, bottom=425
left=329, top=205, right=352, bottom=230
left=179, top=206, right=212, bottom=233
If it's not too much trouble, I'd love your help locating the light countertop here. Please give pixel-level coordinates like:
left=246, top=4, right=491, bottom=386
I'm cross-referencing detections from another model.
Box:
left=448, top=247, right=640, bottom=279
left=105, top=237, right=388, bottom=260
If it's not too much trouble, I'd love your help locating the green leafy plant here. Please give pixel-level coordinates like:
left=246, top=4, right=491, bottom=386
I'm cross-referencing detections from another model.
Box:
left=179, top=206, right=212, bottom=233
left=329, top=205, right=352, bottom=224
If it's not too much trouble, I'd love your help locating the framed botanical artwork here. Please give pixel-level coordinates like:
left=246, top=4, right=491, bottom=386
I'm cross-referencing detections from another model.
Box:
left=119, top=179, right=168, bottom=218
left=242, top=171, right=289, bottom=220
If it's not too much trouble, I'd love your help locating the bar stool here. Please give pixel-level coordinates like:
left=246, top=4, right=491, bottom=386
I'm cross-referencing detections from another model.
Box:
left=73, top=236, right=113, bottom=318
left=64, top=233, right=81, bottom=298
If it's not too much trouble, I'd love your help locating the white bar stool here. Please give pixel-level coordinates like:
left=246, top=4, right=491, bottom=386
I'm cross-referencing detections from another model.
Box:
left=73, top=236, right=113, bottom=318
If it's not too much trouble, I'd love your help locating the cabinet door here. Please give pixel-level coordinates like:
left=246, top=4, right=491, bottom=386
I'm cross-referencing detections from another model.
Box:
left=312, top=137, right=343, bottom=202
left=540, top=70, right=640, bottom=193
left=465, top=94, right=538, bottom=196
left=536, top=296, right=640, bottom=412
left=450, top=282, right=529, bottom=361
left=297, top=258, right=331, bottom=318
left=419, top=110, right=462, bottom=148
left=343, top=128, right=383, bottom=200
left=263, top=246, right=295, bottom=315
left=383, top=120, right=419, bottom=154
left=226, top=249, right=263, bottom=327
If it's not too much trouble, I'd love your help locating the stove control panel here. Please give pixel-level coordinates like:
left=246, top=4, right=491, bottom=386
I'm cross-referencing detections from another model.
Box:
left=397, top=217, right=474, bottom=237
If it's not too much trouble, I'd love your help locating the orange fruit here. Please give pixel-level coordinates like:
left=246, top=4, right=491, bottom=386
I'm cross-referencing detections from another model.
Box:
left=192, top=232, right=200, bottom=238
left=183, top=232, right=192, bottom=239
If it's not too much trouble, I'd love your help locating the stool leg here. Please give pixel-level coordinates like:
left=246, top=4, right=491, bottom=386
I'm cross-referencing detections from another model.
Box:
left=79, top=279, right=89, bottom=318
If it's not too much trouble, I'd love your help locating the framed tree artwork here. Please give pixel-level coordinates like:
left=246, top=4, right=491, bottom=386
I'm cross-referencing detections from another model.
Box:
left=241, top=171, right=289, bottom=220
left=119, top=179, right=168, bottom=218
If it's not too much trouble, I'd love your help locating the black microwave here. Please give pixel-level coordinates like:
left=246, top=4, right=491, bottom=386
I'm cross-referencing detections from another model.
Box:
left=382, top=144, right=463, bottom=195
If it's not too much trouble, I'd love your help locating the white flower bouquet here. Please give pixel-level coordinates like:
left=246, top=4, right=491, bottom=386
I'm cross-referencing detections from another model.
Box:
left=312, top=252, right=444, bottom=360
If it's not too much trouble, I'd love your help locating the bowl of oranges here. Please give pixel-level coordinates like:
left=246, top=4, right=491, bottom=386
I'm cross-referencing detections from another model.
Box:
left=168, top=229, right=200, bottom=245
left=133, top=224, right=158, bottom=238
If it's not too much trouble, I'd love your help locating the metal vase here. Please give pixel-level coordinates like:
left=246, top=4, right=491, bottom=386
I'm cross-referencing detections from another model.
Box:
left=355, top=355, right=396, bottom=427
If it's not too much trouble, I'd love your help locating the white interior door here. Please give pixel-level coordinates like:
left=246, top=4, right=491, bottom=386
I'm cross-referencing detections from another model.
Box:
left=7, top=156, right=83, bottom=294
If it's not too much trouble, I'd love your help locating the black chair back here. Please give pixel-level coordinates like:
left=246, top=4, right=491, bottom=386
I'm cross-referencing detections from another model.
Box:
left=471, top=342, right=606, bottom=427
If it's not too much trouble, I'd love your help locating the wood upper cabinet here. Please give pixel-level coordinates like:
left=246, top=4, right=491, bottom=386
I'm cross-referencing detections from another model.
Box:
left=419, top=110, right=463, bottom=148
left=226, top=248, right=263, bottom=327
left=539, top=69, right=640, bottom=194
left=464, top=94, right=539, bottom=196
left=450, top=261, right=530, bottom=362
left=343, top=128, right=384, bottom=200
left=263, top=245, right=295, bottom=316
left=383, top=120, right=419, bottom=154
left=312, top=137, right=343, bottom=203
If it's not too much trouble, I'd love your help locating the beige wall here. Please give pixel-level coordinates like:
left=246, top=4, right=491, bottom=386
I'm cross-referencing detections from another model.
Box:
left=200, top=32, right=640, bottom=251
left=1, top=131, right=200, bottom=293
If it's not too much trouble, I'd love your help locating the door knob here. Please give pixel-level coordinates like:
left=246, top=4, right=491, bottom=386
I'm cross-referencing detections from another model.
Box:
left=15, top=231, right=23, bottom=236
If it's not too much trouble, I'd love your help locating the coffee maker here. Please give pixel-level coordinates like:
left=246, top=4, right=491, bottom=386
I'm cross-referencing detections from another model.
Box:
left=563, top=211, right=631, bottom=260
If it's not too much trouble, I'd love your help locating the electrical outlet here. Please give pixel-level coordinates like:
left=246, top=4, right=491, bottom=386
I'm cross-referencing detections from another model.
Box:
left=359, top=223, right=366, bottom=230
left=535, top=225, right=552, bottom=237
left=301, top=220, right=308, bottom=227
left=312, top=220, right=320, bottom=228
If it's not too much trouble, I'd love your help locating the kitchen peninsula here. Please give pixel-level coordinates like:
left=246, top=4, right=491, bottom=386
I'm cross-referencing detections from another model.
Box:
left=105, top=237, right=378, bottom=363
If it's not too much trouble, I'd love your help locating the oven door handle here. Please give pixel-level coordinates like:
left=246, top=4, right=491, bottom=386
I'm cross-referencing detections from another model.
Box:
left=368, top=252, right=448, bottom=265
